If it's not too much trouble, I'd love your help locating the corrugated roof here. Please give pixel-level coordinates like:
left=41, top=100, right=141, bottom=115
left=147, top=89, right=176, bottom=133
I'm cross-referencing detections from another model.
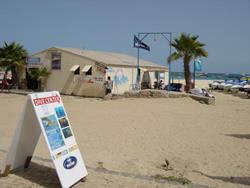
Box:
left=45, top=46, right=167, bottom=71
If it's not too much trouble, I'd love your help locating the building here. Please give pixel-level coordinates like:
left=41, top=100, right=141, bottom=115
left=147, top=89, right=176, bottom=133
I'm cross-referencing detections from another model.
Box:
left=29, top=46, right=168, bottom=97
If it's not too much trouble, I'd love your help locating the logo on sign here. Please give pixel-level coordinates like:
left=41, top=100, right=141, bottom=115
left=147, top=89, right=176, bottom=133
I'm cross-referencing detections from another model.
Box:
left=33, top=95, right=60, bottom=106
left=63, top=156, right=77, bottom=169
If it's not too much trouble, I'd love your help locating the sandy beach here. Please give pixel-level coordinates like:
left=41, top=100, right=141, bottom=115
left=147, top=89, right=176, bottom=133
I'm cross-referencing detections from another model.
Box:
left=0, top=90, right=250, bottom=188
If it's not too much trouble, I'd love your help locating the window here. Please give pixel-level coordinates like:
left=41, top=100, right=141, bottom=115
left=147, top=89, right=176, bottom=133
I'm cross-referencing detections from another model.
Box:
left=70, top=65, right=80, bottom=75
left=82, top=65, right=92, bottom=75
left=74, top=67, right=80, bottom=75
left=51, top=52, right=61, bottom=70
left=86, top=67, right=92, bottom=75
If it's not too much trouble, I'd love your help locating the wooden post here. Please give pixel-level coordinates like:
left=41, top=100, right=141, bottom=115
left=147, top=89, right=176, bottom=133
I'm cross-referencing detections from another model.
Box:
left=2, top=165, right=11, bottom=177
left=24, top=156, right=32, bottom=168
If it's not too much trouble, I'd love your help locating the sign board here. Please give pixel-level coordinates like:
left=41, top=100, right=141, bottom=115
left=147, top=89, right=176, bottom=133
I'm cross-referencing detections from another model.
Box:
left=27, top=57, right=43, bottom=67
left=2, top=91, right=87, bottom=188
left=93, top=76, right=104, bottom=84
left=28, top=57, right=40, bottom=63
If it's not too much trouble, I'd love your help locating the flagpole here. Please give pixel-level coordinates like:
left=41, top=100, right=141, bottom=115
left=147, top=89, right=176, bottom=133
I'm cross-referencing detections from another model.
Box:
left=193, top=60, right=196, bottom=88
left=168, top=32, right=172, bottom=91
left=134, top=32, right=172, bottom=91
left=136, top=33, right=140, bottom=89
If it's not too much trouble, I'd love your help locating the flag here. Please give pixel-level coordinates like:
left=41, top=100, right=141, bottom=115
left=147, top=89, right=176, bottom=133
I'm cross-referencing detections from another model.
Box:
left=194, top=58, right=202, bottom=71
left=134, top=35, right=150, bottom=51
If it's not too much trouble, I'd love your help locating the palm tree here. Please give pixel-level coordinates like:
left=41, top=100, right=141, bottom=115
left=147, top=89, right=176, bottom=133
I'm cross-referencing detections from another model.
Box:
left=27, top=67, right=50, bottom=91
left=168, top=33, right=208, bottom=92
left=0, top=42, right=28, bottom=88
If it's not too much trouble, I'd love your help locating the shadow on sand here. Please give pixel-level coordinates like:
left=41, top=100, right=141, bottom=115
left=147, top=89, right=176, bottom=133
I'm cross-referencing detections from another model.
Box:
left=11, top=161, right=187, bottom=187
left=12, top=162, right=60, bottom=188
left=2, top=155, right=197, bottom=188
left=0, top=149, right=7, bottom=154
left=2, top=160, right=192, bottom=188
left=225, top=134, right=250, bottom=140
left=3, top=151, right=248, bottom=187
left=203, top=174, right=250, bottom=186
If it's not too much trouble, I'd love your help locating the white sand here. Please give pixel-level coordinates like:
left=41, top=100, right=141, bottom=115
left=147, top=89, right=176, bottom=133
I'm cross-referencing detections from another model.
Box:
left=0, top=91, right=250, bottom=188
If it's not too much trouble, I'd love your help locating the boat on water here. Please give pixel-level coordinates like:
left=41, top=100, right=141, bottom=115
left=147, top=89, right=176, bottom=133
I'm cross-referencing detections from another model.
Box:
left=197, top=73, right=208, bottom=79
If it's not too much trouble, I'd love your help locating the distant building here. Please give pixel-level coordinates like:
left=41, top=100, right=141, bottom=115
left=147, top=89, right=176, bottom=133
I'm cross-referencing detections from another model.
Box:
left=29, top=46, right=168, bottom=97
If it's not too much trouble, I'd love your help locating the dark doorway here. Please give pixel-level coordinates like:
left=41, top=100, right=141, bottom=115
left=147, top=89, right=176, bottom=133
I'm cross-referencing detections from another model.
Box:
left=26, top=68, right=38, bottom=90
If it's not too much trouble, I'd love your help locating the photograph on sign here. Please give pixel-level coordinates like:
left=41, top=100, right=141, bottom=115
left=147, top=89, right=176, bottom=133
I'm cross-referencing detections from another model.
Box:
left=41, top=115, right=65, bottom=150
left=58, top=118, right=70, bottom=128
left=55, top=106, right=66, bottom=118
left=62, top=127, right=73, bottom=138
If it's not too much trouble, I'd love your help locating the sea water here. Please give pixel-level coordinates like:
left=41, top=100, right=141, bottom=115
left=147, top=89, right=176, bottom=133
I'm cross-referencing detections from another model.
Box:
left=171, top=72, right=249, bottom=81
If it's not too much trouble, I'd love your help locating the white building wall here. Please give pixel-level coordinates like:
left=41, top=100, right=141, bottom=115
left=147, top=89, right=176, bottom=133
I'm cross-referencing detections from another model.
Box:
left=32, top=48, right=168, bottom=96
left=106, top=66, right=136, bottom=94
left=34, top=50, right=106, bottom=97
left=106, top=66, right=168, bottom=94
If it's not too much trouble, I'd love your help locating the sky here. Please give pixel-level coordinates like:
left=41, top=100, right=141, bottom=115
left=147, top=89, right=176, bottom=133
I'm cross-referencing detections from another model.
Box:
left=0, top=0, right=249, bottom=74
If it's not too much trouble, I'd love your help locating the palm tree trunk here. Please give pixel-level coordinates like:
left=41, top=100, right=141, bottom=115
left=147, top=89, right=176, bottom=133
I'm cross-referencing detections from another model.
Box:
left=11, top=65, right=18, bottom=88
left=184, top=56, right=192, bottom=92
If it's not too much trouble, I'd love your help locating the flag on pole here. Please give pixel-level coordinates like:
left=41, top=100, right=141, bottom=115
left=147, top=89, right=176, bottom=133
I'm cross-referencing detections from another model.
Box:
left=194, top=58, right=202, bottom=71
left=134, top=35, right=150, bottom=51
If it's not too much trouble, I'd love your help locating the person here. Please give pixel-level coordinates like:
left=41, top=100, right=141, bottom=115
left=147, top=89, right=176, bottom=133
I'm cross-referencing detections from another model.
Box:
left=105, top=76, right=113, bottom=95
left=1, top=71, right=9, bottom=92
left=159, top=80, right=164, bottom=89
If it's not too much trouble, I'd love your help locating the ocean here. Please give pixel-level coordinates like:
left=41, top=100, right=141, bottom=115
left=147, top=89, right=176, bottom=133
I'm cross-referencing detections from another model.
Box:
left=171, top=72, right=249, bottom=81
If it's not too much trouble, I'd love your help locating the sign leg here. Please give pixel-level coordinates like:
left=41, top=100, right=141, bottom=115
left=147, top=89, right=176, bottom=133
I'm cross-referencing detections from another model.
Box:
left=24, top=156, right=32, bottom=169
left=2, top=165, right=11, bottom=177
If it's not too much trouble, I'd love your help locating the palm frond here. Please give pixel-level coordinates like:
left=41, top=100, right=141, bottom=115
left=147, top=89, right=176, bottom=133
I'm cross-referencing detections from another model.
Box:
left=168, top=52, right=183, bottom=63
left=0, top=41, right=28, bottom=86
left=167, top=33, right=208, bottom=92
left=27, top=67, right=50, bottom=80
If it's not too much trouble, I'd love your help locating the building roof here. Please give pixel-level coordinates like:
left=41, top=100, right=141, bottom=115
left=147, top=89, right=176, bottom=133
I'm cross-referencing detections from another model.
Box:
left=37, top=46, right=167, bottom=71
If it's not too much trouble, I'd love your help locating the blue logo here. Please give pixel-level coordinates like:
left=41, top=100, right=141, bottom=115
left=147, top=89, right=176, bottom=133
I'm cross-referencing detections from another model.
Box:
left=63, top=156, right=77, bottom=169
left=114, top=68, right=128, bottom=85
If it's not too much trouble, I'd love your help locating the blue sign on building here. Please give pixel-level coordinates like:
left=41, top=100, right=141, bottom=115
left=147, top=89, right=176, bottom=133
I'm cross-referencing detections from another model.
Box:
left=27, top=57, right=40, bottom=63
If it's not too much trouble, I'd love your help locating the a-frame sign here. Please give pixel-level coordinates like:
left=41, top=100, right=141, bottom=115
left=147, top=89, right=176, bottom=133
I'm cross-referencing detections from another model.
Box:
left=1, top=91, right=88, bottom=188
